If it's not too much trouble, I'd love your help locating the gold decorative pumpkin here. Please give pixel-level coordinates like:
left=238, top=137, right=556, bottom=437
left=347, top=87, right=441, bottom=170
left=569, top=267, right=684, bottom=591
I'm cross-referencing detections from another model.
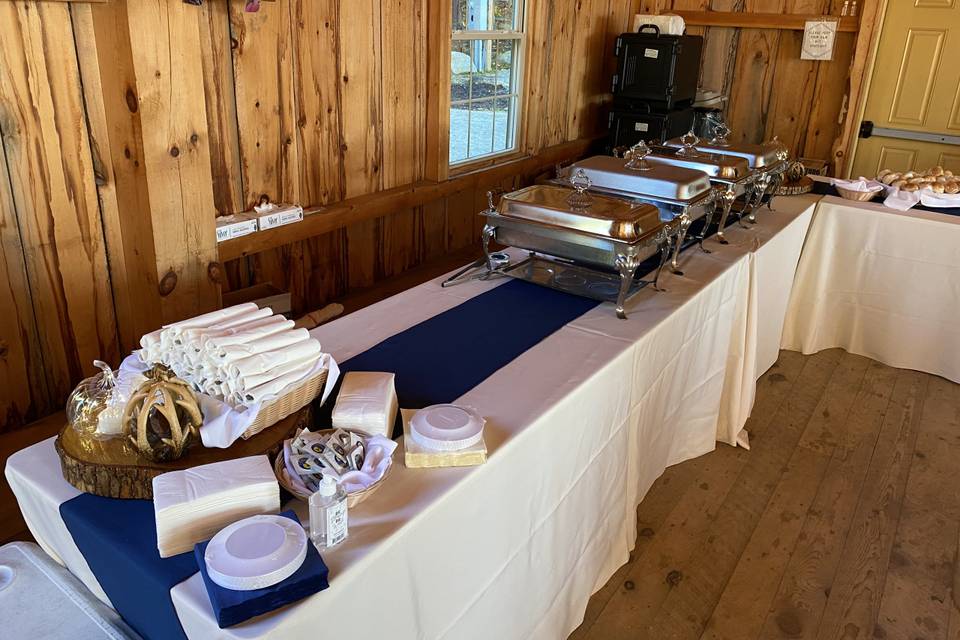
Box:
left=785, top=159, right=807, bottom=183
left=122, top=364, right=203, bottom=462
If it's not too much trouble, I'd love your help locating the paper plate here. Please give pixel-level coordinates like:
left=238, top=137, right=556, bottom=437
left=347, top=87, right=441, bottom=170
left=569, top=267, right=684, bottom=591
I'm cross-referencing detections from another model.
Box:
left=204, top=515, right=308, bottom=591
left=409, top=404, right=485, bottom=452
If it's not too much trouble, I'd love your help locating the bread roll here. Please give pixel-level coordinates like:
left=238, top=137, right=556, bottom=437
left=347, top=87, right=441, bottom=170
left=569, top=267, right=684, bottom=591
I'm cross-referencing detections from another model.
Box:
left=877, top=169, right=892, bottom=179
left=902, top=183, right=919, bottom=192
left=946, top=182, right=960, bottom=194
left=944, top=170, right=954, bottom=177
left=908, top=177, right=927, bottom=184
left=903, top=171, right=917, bottom=179
left=891, top=179, right=907, bottom=188
left=881, top=172, right=901, bottom=185
left=930, top=165, right=944, bottom=177
left=931, top=182, right=945, bottom=194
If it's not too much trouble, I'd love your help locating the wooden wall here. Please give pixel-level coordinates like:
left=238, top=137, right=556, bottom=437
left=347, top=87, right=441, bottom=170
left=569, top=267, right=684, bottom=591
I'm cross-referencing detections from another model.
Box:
left=642, top=0, right=858, bottom=163
left=0, top=0, right=635, bottom=431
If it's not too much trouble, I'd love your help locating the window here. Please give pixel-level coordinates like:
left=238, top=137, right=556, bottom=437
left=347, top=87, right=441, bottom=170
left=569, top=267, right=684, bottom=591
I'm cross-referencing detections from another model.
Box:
left=449, top=0, right=525, bottom=166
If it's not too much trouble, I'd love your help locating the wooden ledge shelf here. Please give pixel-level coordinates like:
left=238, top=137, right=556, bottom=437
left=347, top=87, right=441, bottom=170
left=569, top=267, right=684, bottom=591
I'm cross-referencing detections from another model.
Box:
left=217, top=137, right=600, bottom=261
left=672, top=11, right=859, bottom=33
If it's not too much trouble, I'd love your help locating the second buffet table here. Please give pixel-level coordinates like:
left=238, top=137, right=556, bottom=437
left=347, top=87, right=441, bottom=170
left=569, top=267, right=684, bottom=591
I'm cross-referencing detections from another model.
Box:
left=781, top=193, right=960, bottom=384
left=7, top=195, right=818, bottom=640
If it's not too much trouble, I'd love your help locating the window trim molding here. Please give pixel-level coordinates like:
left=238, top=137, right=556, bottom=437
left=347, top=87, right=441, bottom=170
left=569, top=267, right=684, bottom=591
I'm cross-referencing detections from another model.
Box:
left=429, top=1, right=530, bottom=181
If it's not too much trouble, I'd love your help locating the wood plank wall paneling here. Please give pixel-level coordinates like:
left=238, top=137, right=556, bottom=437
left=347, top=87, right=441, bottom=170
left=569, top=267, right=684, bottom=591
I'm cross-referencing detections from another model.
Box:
left=652, top=0, right=856, bottom=161
left=0, top=0, right=637, bottom=431
left=0, top=0, right=858, bottom=431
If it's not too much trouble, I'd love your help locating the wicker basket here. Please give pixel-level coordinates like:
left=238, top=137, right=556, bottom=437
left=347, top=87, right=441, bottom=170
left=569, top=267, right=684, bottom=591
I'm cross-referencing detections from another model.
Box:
left=836, top=185, right=882, bottom=202
left=274, top=428, right=392, bottom=508
left=240, top=368, right=328, bottom=440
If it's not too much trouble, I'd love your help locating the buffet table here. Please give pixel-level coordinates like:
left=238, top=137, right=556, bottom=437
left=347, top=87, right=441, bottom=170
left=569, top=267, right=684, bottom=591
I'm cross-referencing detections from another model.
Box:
left=781, top=194, right=960, bottom=384
left=6, top=195, right=817, bottom=640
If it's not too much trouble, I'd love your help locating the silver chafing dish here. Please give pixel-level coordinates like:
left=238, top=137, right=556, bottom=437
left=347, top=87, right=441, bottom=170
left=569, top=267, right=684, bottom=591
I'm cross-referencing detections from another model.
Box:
left=557, top=150, right=714, bottom=275
left=443, top=184, right=681, bottom=319
left=643, top=142, right=754, bottom=244
left=664, top=128, right=789, bottom=226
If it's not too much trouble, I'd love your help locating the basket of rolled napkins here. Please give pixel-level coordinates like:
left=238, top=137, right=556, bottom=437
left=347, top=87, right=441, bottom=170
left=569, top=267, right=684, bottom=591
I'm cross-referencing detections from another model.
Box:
left=122, top=303, right=338, bottom=449
left=275, top=427, right=397, bottom=507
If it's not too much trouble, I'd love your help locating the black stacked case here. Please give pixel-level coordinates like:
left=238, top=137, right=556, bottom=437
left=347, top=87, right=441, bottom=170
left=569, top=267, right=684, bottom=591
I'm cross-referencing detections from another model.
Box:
left=607, top=26, right=702, bottom=150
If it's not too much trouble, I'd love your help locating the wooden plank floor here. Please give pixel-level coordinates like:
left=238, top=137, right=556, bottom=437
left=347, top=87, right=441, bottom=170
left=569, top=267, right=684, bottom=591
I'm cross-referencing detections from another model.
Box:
left=571, top=349, right=960, bottom=640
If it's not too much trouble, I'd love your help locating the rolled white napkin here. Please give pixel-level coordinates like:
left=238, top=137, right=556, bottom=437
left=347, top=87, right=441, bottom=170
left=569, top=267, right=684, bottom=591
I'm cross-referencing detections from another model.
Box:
left=163, top=303, right=259, bottom=337
left=210, top=329, right=311, bottom=363
left=235, top=360, right=316, bottom=405
left=225, top=339, right=322, bottom=379
left=203, top=319, right=297, bottom=354
left=232, top=355, right=320, bottom=393
left=179, top=308, right=275, bottom=347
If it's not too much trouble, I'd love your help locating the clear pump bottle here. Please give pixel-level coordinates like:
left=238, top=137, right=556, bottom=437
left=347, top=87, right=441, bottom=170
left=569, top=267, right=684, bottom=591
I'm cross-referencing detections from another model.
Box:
left=308, top=476, right=349, bottom=549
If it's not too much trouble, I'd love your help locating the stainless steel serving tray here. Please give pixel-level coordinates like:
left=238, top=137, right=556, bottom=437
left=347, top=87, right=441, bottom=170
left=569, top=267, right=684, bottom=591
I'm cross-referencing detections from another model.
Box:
left=663, top=138, right=783, bottom=169
left=646, top=145, right=752, bottom=181
left=567, top=156, right=712, bottom=201
left=497, top=185, right=663, bottom=243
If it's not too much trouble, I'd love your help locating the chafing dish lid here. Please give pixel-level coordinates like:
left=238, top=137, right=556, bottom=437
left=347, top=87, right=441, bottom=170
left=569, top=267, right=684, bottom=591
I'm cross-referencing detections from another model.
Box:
left=569, top=155, right=712, bottom=200
left=647, top=146, right=751, bottom=180
left=495, top=185, right=663, bottom=242
left=664, top=138, right=782, bottom=168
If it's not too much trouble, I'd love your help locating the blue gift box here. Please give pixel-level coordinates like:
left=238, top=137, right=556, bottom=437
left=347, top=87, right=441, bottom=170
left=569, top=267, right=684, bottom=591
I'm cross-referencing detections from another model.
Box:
left=194, top=510, right=329, bottom=628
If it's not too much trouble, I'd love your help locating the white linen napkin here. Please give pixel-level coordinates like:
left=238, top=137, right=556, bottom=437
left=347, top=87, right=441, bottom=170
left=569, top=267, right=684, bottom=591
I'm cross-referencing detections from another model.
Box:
left=225, top=339, right=323, bottom=379
left=833, top=177, right=885, bottom=192
left=163, top=303, right=259, bottom=337
left=883, top=188, right=922, bottom=211
left=208, top=328, right=311, bottom=362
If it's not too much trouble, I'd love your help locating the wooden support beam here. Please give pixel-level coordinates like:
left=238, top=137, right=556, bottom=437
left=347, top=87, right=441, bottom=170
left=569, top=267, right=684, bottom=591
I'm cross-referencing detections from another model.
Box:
left=672, top=11, right=859, bottom=32
left=218, top=137, right=601, bottom=261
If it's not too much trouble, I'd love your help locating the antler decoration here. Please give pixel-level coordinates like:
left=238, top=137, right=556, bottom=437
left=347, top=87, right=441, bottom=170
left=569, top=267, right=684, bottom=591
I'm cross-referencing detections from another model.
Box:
left=122, top=364, right=203, bottom=462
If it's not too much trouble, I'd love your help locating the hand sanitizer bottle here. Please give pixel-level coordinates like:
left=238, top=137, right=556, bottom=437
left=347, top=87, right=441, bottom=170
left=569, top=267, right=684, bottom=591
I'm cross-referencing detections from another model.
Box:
left=309, top=476, right=348, bottom=549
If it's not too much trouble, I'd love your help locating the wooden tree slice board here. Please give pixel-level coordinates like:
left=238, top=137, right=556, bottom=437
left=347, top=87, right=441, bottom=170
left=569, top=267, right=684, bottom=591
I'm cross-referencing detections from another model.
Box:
left=55, top=407, right=311, bottom=500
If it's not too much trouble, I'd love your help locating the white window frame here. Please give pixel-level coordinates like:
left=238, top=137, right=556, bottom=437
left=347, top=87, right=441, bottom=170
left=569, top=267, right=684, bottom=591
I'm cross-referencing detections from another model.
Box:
left=449, top=1, right=526, bottom=167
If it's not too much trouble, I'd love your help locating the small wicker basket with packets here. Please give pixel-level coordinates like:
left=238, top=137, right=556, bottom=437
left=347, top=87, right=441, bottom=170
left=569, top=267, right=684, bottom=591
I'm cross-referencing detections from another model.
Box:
left=275, top=427, right=395, bottom=507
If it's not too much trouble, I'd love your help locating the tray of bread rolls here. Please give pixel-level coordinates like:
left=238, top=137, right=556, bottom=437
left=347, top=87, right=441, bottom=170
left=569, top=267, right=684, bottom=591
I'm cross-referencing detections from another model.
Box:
left=877, top=166, right=960, bottom=196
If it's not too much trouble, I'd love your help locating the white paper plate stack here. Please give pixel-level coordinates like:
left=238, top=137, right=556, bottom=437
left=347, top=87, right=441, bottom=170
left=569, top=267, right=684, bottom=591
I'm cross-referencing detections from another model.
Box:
left=403, top=404, right=488, bottom=468
left=204, top=515, right=308, bottom=591
left=153, top=456, right=280, bottom=558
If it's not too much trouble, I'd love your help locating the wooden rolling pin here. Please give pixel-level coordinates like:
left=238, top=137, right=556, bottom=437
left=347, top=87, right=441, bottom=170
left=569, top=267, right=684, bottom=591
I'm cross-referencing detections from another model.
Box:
left=293, top=303, right=344, bottom=330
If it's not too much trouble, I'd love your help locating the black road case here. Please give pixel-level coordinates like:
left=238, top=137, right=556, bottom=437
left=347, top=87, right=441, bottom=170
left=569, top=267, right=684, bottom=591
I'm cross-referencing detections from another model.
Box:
left=612, top=26, right=703, bottom=110
left=607, top=104, right=695, bottom=149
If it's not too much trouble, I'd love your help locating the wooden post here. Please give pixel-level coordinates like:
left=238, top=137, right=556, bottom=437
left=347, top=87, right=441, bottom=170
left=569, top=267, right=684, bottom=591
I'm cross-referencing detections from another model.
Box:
left=81, top=0, right=220, bottom=337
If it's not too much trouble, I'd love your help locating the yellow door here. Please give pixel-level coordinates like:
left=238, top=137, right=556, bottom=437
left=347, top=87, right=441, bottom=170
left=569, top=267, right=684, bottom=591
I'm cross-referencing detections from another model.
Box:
left=850, top=1, right=960, bottom=177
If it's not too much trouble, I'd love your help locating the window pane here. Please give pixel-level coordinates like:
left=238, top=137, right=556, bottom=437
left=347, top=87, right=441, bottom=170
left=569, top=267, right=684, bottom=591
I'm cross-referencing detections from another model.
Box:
left=450, top=104, right=469, bottom=163
left=452, top=0, right=468, bottom=31
left=492, top=97, right=513, bottom=152
left=454, top=1, right=518, bottom=32
left=493, top=0, right=518, bottom=31
left=451, top=40, right=472, bottom=102
left=468, top=98, right=496, bottom=158
left=493, top=40, right=515, bottom=95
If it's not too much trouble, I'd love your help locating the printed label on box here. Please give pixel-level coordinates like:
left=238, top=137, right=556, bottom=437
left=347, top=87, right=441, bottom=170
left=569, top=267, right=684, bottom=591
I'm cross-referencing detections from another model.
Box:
left=634, top=122, right=649, bottom=132
left=258, top=206, right=304, bottom=230
left=644, top=48, right=658, bottom=59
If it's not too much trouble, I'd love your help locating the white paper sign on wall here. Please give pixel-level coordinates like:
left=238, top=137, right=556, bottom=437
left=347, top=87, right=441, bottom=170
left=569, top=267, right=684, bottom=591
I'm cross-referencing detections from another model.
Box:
left=801, top=19, right=838, bottom=61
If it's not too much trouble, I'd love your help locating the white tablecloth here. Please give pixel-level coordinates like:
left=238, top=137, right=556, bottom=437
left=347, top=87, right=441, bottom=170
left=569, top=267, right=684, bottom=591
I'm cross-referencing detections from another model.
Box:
left=5, top=195, right=816, bottom=640
left=781, top=195, right=960, bottom=384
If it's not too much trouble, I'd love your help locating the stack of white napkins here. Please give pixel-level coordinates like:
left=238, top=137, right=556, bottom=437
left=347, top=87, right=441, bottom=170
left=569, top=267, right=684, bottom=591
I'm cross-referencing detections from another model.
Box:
left=331, top=372, right=398, bottom=438
left=153, top=456, right=280, bottom=558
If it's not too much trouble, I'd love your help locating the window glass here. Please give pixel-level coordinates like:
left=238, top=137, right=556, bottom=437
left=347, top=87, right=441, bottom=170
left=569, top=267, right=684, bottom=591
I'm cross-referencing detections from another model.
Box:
left=449, top=2, right=523, bottom=166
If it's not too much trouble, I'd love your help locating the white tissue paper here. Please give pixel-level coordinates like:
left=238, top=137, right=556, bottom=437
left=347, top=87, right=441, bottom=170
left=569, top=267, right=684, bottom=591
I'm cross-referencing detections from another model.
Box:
left=632, top=13, right=685, bottom=35
left=152, top=455, right=280, bottom=558
left=834, top=177, right=884, bottom=193
left=331, top=372, right=399, bottom=438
